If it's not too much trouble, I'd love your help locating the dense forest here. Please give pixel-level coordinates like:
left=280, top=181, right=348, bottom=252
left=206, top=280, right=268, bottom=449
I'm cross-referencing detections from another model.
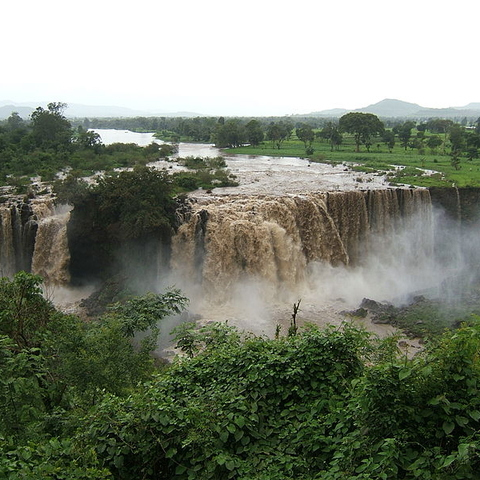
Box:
left=2, top=104, right=480, bottom=478
left=1, top=271, right=480, bottom=479
left=0, top=103, right=236, bottom=193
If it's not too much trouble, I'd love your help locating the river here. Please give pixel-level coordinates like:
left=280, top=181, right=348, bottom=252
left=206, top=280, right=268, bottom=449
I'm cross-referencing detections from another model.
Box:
left=90, top=130, right=419, bottom=348
left=92, top=129, right=391, bottom=195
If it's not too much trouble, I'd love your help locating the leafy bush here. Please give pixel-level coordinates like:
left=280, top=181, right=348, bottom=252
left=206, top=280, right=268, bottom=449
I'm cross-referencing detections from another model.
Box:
left=2, top=274, right=480, bottom=479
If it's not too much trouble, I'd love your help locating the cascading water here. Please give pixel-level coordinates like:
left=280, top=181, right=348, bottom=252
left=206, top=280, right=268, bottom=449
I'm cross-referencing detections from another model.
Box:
left=0, top=197, right=71, bottom=285
left=0, top=182, right=474, bottom=338
left=169, top=188, right=440, bottom=334
left=0, top=206, right=16, bottom=277
left=31, top=205, right=71, bottom=285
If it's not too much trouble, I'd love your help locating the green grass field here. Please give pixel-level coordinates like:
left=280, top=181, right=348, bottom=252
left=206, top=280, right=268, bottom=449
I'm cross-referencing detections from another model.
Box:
left=225, top=135, right=480, bottom=188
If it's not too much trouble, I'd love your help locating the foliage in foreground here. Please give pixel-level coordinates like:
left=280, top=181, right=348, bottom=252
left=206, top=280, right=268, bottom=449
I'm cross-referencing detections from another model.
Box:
left=3, top=315, right=480, bottom=478
left=0, top=272, right=188, bottom=478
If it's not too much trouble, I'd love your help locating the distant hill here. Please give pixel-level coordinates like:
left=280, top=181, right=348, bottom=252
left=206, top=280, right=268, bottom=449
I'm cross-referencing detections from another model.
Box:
left=305, top=107, right=348, bottom=117
left=0, top=104, right=34, bottom=119
left=65, top=104, right=152, bottom=118
left=413, top=107, right=480, bottom=118
left=310, top=99, right=480, bottom=119
left=0, top=101, right=204, bottom=119
left=65, top=104, right=203, bottom=118
left=355, top=99, right=423, bottom=117
left=459, top=102, right=480, bottom=110
left=2, top=99, right=479, bottom=120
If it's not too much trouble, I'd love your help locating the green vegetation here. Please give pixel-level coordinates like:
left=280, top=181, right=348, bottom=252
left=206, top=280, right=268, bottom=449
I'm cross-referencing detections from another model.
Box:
left=4, top=104, right=480, bottom=478
left=3, top=103, right=480, bottom=190
left=0, top=273, right=187, bottom=440
left=53, top=163, right=236, bottom=284
left=173, top=156, right=238, bottom=191
left=0, top=103, right=175, bottom=189
left=2, top=273, right=480, bottom=479
left=225, top=116, right=480, bottom=188
left=0, top=104, right=238, bottom=200
left=339, top=112, right=385, bottom=152
left=88, top=113, right=480, bottom=188
left=349, top=295, right=480, bottom=339
left=55, top=166, right=178, bottom=284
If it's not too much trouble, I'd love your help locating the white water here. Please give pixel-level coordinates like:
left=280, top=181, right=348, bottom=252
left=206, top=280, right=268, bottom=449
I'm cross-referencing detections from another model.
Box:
left=83, top=130, right=436, bottom=343
left=92, top=129, right=393, bottom=194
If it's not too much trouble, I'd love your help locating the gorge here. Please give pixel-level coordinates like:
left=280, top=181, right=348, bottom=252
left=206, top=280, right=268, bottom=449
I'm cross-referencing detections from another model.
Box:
left=1, top=182, right=479, bottom=337
left=1, top=131, right=479, bottom=337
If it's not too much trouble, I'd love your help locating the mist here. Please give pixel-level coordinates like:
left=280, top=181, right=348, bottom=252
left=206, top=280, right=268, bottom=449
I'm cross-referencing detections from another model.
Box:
left=3, top=184, right=478, bottom=347
left=161, top=193, right=480, bottom=339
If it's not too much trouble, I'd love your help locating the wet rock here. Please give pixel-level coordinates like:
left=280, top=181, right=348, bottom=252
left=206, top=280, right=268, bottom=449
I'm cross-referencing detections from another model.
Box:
left=342, top=307, right=368, bottom=318
left=359, top=298, right=384, bottom=312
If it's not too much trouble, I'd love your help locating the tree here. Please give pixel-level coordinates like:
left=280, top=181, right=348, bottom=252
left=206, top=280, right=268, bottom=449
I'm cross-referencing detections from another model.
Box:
left=73, top=126, right=103, bottom=152
left=426, top=118, right=454, bottom=134
left=0, top=271, right=189, bottom=439
left=59, top=166, right=178, bottom=284
left=266, top=121, right=293, bottom=149
left=381, top=130, right=396, bottom=153
left=6, top=112, right=24, bottom=131
left=0, top=272, right=72, bottom=436
left=296, top=123, right=315, bottom=151
left=245, top=119, right=264, bottom=146
left=0, top=272, right=56, bottom=350
left=448, top=124, right=466, bottom=154
left=396, top=121, right=415, bottom=150
left=214, top=120, right=245, bottom=148
left=89, top=165, right=177, bottom=241
left=450, top=151, right=461, bottom=170
left=30, top=102, right=73, bottom=151
left=426, top=135, right=443, bottom=154
left=339, top=112, right=384, bottom=152
left=319, top=121, right=343, bottom=151
left=426, top=118, right=453, bottom=154
left=465, top=130, right=480, bottom=159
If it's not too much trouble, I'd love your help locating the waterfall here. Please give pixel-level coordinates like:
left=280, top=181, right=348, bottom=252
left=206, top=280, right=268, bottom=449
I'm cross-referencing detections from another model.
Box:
left=171, top=188, right=435, bottom=304
left=0, top=197, right=71, bottom=285
left=0, top=207, right=15, bottom=277
left=31, top=206, right=71, bottom=285
left=0, top=187, right=471, bottom=319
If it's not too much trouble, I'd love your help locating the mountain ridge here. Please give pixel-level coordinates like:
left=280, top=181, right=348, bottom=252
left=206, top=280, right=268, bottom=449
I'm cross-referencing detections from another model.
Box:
left=0, top=101, right=203, bottom=119
left=308, top=98, right=480, bottom=118
left=1, top=99, right=480, bottom=120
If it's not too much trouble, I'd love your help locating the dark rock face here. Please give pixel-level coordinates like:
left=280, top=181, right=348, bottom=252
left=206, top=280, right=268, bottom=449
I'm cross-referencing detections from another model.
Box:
left=66, top=196, right=176, bottom=288
left=358, top=298, right=397, bottom=325
left=66, top=196, right=113, bottom=285
left=429, top=187, right=480, bottom=226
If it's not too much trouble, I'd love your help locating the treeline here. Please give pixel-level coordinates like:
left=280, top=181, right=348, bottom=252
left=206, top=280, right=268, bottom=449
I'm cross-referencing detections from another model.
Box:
left=3, top=102, right=480, bottom=192
left=0, top=103, right=179, bottom=188
left=83, top=113, right=480, bottom=161
left=81, top=115, right=323, bottom=142
left=0, top=103, right=238, bottom=195
left=1, top=271, right=480, bottom=479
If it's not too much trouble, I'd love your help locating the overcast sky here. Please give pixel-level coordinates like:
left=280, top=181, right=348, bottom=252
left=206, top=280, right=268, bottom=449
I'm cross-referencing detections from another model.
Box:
left=2, top=0, right=478, bottom=116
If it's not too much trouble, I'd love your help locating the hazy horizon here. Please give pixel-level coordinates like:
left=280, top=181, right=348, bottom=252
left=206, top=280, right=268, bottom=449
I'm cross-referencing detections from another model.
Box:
left=2, top=97, right=479, bottom=119
left=3, top=0, right=477, bottom=117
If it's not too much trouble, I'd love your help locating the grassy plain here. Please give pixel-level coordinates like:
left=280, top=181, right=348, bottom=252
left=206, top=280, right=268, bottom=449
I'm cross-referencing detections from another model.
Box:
left=226, top=135, right=480, bottom=188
